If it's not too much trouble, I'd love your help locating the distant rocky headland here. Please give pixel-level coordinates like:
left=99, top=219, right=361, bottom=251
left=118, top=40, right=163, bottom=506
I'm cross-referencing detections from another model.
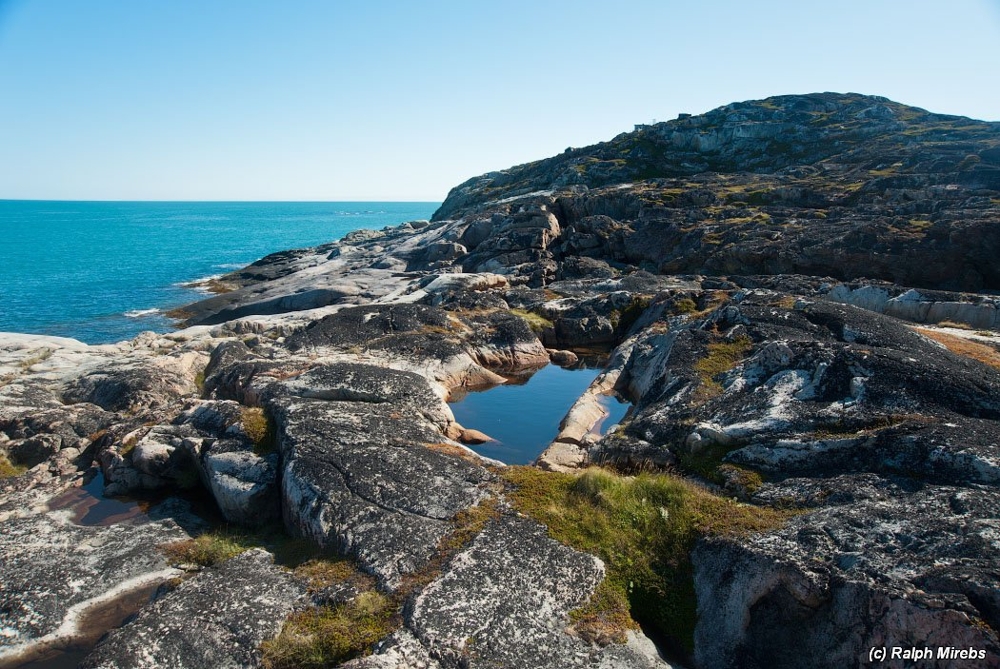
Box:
left=2, top=92, right=999, bottom=668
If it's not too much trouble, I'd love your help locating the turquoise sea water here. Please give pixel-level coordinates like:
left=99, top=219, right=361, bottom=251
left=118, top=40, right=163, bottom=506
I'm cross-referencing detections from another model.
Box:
left=0, top=201, right=438, bottom=344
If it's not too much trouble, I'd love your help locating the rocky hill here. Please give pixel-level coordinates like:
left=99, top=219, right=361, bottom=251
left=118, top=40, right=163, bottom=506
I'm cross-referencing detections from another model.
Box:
left=2, top=94, right=999, bottom=669
left=436, top=92, right=1000, bottom=292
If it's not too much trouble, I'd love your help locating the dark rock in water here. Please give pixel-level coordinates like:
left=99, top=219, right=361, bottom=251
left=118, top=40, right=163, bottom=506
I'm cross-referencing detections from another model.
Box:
left=548, top=348, right=579, bottom=366
left=80, top=549, right=307, bottom=669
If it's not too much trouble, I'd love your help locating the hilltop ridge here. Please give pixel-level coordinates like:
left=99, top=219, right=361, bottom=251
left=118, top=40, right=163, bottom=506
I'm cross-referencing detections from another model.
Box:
left=432, top=92, right=1000, bottom=292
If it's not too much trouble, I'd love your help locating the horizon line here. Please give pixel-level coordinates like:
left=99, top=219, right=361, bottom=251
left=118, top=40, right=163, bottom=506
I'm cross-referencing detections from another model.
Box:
left=0, top=198, right=443, bottom=204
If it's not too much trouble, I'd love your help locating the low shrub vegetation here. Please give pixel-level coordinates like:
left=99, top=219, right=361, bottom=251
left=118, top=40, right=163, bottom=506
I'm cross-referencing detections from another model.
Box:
left=510, top=308, right=555, bottom=333
left=915, top=328, right=1000, bottom=370
left=160, top=530, right=254, bottom=567
left=241, top=407, right=276, bottom=455
left=693, top=335, right=753, bottom=398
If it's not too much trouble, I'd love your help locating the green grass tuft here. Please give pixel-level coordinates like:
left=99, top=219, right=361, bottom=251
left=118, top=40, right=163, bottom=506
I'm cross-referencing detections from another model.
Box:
left=242, top=407, right=277, bottom=456
left=261, top=592, right=395, bottom=668
left=0, top=452, right=27, bottom=479
left=160, top=530, right=254, bottom=567
left=510, top=308, right=555, bottom=333
left=693, top=336, right=753, bottom=398
left=501, top=466, right=787, bottom=654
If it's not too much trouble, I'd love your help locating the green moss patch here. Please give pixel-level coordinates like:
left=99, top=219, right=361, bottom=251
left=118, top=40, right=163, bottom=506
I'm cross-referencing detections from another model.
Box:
left=501, top=466, right=786, bottom=654
left=242, top=406, right=277, bottom=456
left=693, top=335, right=753, bottom=398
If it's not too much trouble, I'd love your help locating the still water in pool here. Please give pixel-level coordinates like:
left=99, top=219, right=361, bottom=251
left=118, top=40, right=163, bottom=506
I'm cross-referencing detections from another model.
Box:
left=448, top=363, right=629, bottom=465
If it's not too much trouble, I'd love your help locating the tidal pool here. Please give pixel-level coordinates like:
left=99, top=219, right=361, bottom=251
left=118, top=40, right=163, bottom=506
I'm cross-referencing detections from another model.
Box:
left=449, top=362, right=629, bottom=465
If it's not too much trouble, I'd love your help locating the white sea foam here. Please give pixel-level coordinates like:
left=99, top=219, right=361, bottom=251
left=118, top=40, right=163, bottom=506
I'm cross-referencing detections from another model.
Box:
left=176, top=274, right=224, bottom=293
left=123, top=308, right=162, bottom=318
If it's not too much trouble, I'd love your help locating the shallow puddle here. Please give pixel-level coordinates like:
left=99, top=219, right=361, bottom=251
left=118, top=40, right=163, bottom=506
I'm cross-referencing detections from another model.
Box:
left=3, top=472, right=220, bottom=668
left=46, top=470, right=147, bottom=526
left=1, top=582, right=162, bottom=669
left=449, top=362, right=629, bottom=464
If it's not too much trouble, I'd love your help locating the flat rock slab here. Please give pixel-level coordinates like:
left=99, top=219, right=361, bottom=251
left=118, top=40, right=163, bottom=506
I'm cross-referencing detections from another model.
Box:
left=407, top=513, right=670, bottom=668
left=0, top=507, right=187, bottom=663
left=81, top=549, right=307, bottom=669
left=273, top=395, right=493, bottom=589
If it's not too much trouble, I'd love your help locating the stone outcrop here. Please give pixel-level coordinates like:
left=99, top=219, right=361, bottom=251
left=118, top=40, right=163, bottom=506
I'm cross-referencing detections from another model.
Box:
left=0, top=475, right=195, bottom=665
left=3, top=93, right=1000, bottom=668
left=80, top=549, right=307, bottom=669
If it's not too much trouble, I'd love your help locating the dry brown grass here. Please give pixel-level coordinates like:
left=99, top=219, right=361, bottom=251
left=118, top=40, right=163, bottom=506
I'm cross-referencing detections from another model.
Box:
left=915, top=328, right=1000, bottom=370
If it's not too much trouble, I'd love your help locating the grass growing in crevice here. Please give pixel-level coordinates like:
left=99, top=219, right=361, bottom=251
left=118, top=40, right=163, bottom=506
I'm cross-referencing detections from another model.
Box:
left=261, top=592, right=396, bottom=669
left=501, top=466, right=787, bottom=655
left=396, top=495, right=503, bottom=598
left=241, top=407, right=277, bottom=456
left=161, top=529, right=255, bottom=567
left=510, top=308, right=555, bottom=334
left=0, top=452, right=26, bottom=479
left=693, top=335, right=753, bottom=399
left=678, top=439, right=738, bottom=483
left=160, top=525, right=326, bottom=570
left=194, top=369, right=206, bottom=395
left=609, top=295, right=653, bottom=334
left=262, top=497, right=502, bottom=669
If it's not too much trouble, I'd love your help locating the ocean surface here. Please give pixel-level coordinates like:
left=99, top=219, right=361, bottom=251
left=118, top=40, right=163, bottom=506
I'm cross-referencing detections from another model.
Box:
left=0, top=201, right=438, bottom=344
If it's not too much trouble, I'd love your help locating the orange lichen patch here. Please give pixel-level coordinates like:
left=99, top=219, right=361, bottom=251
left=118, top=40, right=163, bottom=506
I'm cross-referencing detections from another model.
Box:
left=424, top=441, right=481, bottom=464
left=914, top=328, right=1000, bottom=370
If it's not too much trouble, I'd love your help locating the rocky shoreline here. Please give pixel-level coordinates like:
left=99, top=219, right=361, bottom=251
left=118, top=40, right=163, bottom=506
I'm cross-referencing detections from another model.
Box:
left=2, top=92, right=999, bottom=668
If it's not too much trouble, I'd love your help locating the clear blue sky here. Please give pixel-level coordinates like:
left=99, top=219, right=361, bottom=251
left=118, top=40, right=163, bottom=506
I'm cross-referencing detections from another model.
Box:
left=1, top=0, right=998, bottom=201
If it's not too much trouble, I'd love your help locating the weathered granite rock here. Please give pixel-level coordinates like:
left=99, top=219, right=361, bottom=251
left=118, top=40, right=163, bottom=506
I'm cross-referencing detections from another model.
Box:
left=80, top=549, right=308, bottom=669
left=270, top=385, right=493, bottom=588
left=0, top=496, right=188, bottom=664
left=608, top=292, right=1000, bottom=486
left=406, top=512, right=672, bottom=668
left=62, top=356, right=198, bottom=413
left=692, top=483, right=1000, bottom=669
left=278, top=362, right=452, bottom=430
left=199, top=438, right=281, bottom=526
